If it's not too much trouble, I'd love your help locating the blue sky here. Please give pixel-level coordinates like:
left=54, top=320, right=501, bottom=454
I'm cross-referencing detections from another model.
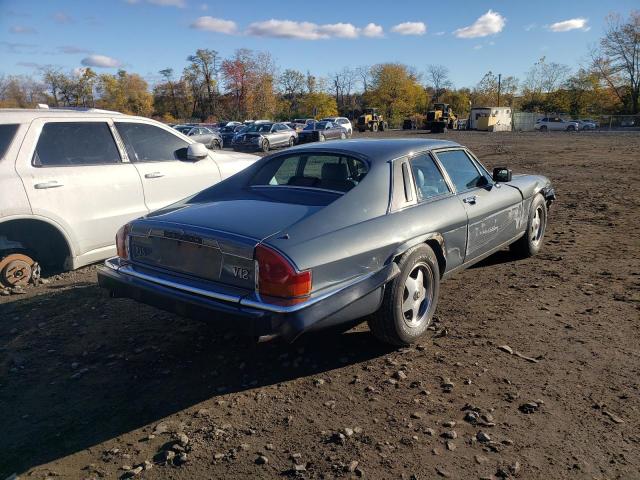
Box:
left=1, top=0, right=637, bottom=88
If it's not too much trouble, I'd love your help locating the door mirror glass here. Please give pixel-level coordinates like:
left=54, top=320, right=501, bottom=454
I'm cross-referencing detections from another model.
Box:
left=492, top=167, right=512, bottom=183
left=187, top=143, right=208, bottom=161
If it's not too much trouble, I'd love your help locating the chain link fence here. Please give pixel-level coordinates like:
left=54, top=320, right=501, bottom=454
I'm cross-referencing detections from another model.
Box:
left=512, top=112, right=640, bottom=132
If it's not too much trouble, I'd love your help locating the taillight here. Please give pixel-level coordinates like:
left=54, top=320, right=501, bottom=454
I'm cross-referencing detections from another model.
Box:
left=115, top=224, right=131, bottom=260
left=255, top=244, right=311, bottom=300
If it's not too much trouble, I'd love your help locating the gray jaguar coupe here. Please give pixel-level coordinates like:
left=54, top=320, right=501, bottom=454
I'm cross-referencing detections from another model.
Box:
left=98, top=139, right=555, bottom=346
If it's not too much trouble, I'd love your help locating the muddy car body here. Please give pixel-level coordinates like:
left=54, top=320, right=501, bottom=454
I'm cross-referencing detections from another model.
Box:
left=99, top=139, right=555, bottom=345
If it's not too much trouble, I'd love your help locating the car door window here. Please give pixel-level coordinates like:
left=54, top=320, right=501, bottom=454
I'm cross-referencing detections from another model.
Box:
left=0, top=124, right=19, bottom=159
left=436, top=149, right=484, bottom=193
left=409, top=153, right=450, bottom=201
left=32, top=122, right=121, bottom=167
left=115, top=122, right=188, bottom=162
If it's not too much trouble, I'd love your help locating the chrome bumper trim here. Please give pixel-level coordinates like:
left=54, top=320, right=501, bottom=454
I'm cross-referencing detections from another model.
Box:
left=104, top=257, right=375, bottom=314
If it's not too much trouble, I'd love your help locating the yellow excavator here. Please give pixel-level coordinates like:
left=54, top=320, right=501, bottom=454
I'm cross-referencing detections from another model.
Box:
left=424, top=103, right=457, bottom=133
left=357, top=108, right=387, bottom=132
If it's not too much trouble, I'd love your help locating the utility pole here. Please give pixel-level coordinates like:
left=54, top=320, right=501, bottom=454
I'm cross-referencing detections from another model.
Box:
left=497, top=73, right=502, bottom=107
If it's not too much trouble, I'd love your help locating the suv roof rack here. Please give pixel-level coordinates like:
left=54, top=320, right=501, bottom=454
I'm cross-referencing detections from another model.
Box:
left=35, top=104, right=122, bottom=115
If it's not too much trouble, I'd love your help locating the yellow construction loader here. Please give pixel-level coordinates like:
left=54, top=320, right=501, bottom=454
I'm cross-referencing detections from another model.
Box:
left=357, top=108, right=387, bottom=132
left=424, top=103, right=457, bottom=133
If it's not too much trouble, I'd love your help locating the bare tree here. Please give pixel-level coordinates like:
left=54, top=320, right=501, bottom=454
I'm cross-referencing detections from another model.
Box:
left=523, top=57, right=571, bottom=100
left=355, top=65, right=372, bottom=93
left=426, top=64, right=452, bottom=102
left=591, top=11, right=640, bottom=113
left=186, top=49, right=220, bottom=117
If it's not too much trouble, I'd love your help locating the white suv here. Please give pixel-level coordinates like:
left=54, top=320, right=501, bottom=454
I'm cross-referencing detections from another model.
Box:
left=0, top=108, right=258, bottom=286
left=321, top=117, right=353, bottom=137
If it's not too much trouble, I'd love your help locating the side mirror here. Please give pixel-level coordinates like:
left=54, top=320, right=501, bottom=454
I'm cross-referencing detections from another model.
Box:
left=187, top=143, right=208, bottom=161
left=493, top=167, right=512, bottom=183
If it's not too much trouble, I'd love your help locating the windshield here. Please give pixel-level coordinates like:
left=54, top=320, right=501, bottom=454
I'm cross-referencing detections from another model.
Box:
left=220, top=126, right=235, bottom=133
left=302, top=122, right=317, bottom=131
left=250, top=153, right=368, bottom=193
left=246, top=123, right=273, bottom=133
left=175, top=126, right=191, bottom=134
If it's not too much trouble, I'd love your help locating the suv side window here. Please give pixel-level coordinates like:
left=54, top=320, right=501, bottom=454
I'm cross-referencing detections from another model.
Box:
left=115, top=122, right=188, bottom=162
left=33, top=122, right=121, bottom=167
left=409, top=153, right=449, bottom=201
left=436, top=149, right=484, bottom=193
left=0, top=124, right=19, bottom=159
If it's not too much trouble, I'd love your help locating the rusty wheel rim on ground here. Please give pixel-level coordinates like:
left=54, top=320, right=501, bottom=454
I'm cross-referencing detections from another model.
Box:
left=0, top=253, right=36, bottom=287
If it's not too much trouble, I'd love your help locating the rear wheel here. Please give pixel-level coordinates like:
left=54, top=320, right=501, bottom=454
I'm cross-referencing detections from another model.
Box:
left=261, top=139, right=270, bottom=152
left=379, top=122, right=386, bottom=131
left=371, top=122, right=379, bottom=132
left=540, top=125, right=548, bottom=132
left=367, top=245, right=440, bottom=346
left=288, top=136, right=295, bottom=147
left=510, top=193, right=547, bottom=258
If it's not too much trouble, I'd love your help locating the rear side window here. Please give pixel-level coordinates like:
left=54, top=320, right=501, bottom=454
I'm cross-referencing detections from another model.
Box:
left=33, top=122, right=121, bottom=167
left=251, top=153, right=368, bottom=193
left=115, top=122, right=188, bottom=162
left=409, top=153, right=449, bottom=201
left=0, top=124, right=19, bottom=159
left=436, top=149, right=484, bottom=192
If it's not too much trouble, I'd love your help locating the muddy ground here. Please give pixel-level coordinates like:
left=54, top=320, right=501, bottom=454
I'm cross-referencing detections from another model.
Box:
left=1, top=130, right=639, bottom=480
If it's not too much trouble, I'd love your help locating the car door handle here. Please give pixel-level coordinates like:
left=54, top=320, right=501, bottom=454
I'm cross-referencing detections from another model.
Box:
left=463, top=195, right=477, bottom=204
left=144, top=172, right=164, bottom=179
left=34, top=181, right=64, bottom=189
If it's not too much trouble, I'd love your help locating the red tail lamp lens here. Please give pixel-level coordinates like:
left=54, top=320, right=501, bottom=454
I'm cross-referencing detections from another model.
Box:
left=255, top=244, right=311, bottom=299
left=116, top=224, right=131, bottom=259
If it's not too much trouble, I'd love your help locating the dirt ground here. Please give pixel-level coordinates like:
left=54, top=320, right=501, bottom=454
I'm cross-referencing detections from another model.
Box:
left=1, top=130, right=639, bottom=480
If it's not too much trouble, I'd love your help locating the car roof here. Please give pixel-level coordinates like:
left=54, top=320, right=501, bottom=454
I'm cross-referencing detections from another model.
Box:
left=281, top=138, right=461, bottom=162
left=0, top=107, right=150, bottom=125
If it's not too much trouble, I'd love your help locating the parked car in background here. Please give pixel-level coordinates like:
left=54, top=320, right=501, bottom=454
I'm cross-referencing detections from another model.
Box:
left=535, top=117, right=580, bottom=132
left=99, top=138, right=555, bottom=346
left=297, top=121, right=348, bottom=143
left=580, top=119, right=599, bottom=128
left=294, top=118, right=315, bottom=126
left=219, top=124, right=245, bottom=147
left=620, top=118, right=636, bottom=127
left=173, top=125, right=223, bottom=149
left=232, top=122, right=297, bottom=152
left=0, top=108, right=258, bottom=286
left=575, top=120, right=597, bottom=130
left=321, top=117, right=353, bottom=136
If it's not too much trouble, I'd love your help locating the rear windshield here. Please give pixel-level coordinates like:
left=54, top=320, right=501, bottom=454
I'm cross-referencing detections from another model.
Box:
left=250, top=153, right=368, bottom=193
left=0, top=124, right=19, bottom=159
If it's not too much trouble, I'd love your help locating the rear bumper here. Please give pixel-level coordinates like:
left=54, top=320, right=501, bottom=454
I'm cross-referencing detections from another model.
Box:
left=97, top=258, right=398, bottom=341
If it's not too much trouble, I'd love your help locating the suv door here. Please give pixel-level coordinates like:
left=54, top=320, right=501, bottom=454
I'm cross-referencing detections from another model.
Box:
left=115, top=121, right=222, bottom=212
left=433, top=148, right=523, bottom=262
left=15, top=118, right=148, bottom=262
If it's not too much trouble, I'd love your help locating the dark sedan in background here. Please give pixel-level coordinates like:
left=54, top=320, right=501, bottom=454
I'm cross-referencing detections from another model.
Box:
left=219, top=124, right=245, bottom=147
left=297, top=121, right=349, bottom=144
left=99, top=139, right=555, bottom=346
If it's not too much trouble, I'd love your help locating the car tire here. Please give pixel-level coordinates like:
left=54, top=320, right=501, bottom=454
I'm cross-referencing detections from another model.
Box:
left=509, top=193, right=547, bottom=258
left=540, top=125, right=548, bottom=132
left=288, top=137, right=295, bottom=147
left=367, top=244, right=440, bottom=346
left=567, top=125, right=576, bottom=131
left=261, top=139, right=270, bottom=152
left=340, top=132, right=346, bottom=139
left=319, top=134, right=326, bottom=142
left=211, top=140, right=221, bottom=150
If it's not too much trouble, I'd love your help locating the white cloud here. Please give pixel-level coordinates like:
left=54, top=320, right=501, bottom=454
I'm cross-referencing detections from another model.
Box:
left=58, top=45, right=91, bottom=54
left=81, top=54, right=122, bottom=68
left=524, top=23, right=536, bottom=32
left=454, top=10, right=505, bottom=38
left=362, top=23, right=384, bottom=37
left=52, top=12, right=73, bottom=24
left=473, top=44, right=482, bottom=50
left=391, top=21, right=426, bottom=36
left=548, top=18, right=589, bottom=32
left=190, top=16, right=237, bottom=34
left=10, top=25, right=37, bottom=34
left=125, top=0, right=186, bottom=7
left=246, top=19, right=361, bottom=40
left=434, top=31, right=446, bottom=36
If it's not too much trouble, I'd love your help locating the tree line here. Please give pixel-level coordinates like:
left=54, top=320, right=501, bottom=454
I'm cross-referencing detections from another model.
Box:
left=1, top=11, right=638, bottom=125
